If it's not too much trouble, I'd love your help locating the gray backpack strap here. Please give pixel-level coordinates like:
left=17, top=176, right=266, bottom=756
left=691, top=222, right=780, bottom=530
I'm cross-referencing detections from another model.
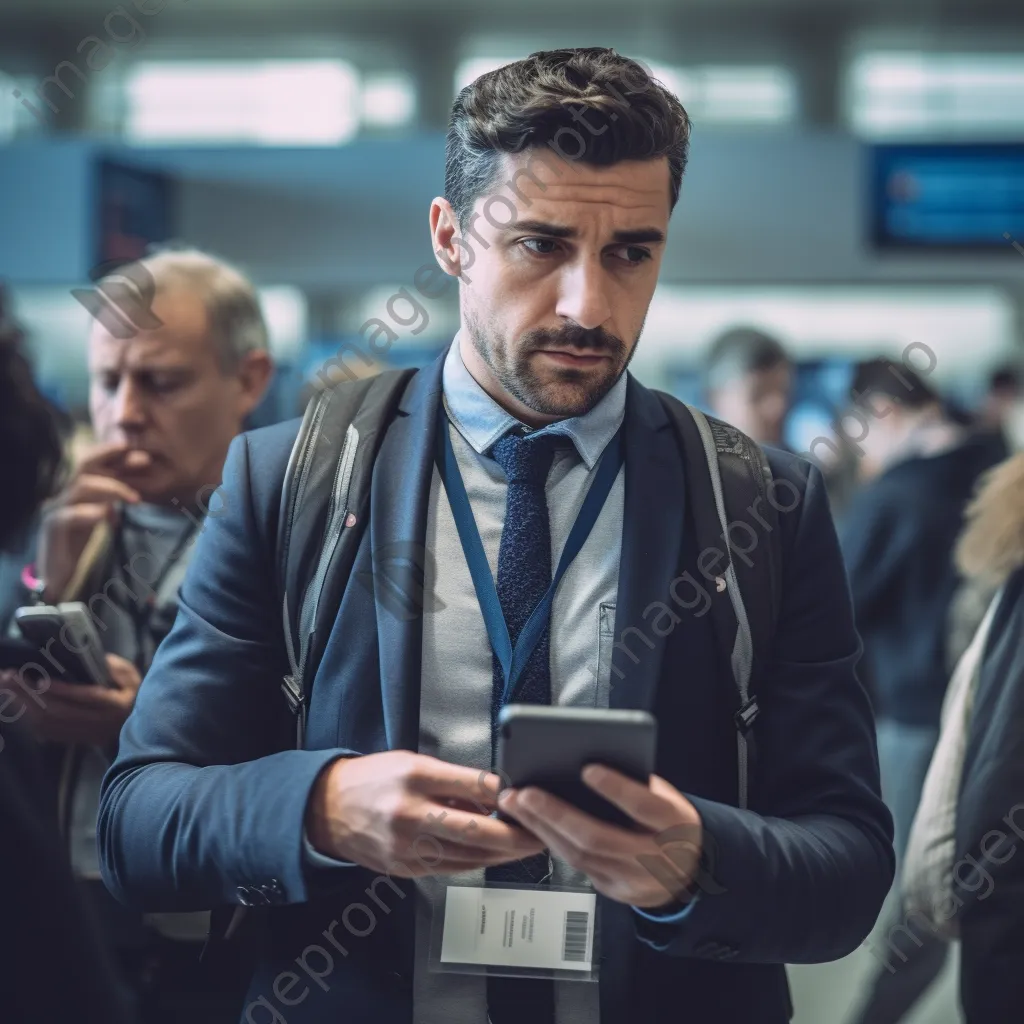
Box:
left=686, top=406, right=780, bottom=810
left=656, top=393, right=783, bottom=810
left=277, top=369, right=416, bottom=748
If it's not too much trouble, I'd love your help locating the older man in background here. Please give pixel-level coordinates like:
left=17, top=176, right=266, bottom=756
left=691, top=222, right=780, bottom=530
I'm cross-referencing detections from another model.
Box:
left=4, top=248, right=273, bottom=1024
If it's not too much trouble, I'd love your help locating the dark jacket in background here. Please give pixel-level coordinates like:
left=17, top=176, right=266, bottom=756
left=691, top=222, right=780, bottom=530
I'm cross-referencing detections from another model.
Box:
left=954, top=451, right=1024, bottom=1022
left=839, top=433, right=1002, bottom=726
left=0, top=720, right=134, bottom=1024
left=955, top=569, right=1024, bottom=1020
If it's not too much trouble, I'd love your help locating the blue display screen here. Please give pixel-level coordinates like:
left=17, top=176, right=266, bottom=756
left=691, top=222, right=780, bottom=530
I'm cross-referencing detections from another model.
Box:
left=870, top=143, right=1024, bottom=249
left=92, top=158, right=175, bottom=274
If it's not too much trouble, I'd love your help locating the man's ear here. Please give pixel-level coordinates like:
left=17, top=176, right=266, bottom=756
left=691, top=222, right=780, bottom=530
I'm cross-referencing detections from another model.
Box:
left=429, top=197, right=473, bottom=283
left=235, top=349, right=274, bottom=417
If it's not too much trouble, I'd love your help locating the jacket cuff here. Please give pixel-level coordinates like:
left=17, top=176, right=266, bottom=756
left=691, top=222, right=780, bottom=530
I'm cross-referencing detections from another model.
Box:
left=632, top=891, right=700, bottom=924
left=302, top=830, right=359, bottom=869
left=632, top=893, right=700, bottom=951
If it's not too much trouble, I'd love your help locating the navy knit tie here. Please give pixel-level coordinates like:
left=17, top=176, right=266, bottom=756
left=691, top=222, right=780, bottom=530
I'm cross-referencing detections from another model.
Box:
left=485, top=428, right=558, bottom=1024
left=488, top=429, right=559, bottom=733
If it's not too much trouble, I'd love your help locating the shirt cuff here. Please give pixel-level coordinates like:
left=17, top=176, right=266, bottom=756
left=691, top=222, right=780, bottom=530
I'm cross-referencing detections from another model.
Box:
left=631, top=891, right=700, bottom=923
left=302, top=830, right=358, bottom=869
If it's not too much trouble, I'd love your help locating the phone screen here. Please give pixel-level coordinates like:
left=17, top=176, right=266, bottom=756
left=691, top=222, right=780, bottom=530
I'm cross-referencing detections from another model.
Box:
left=14, top=614, right=103, bottom=685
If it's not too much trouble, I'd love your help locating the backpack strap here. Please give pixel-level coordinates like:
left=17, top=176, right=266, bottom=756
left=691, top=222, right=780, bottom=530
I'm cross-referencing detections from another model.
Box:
left=655, top=393, right=783, bottom=809
left=277, top=368, right=416, bottom=748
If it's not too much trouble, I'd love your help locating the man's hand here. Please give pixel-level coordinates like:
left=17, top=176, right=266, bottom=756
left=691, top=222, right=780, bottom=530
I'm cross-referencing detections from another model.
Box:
left=1, top=653, right=141, bottom=746
left=305, top=750, right=546, bottom=876
left=37, top=442, right=150, bottom=601
left=497, top=764, right=704, bottom=909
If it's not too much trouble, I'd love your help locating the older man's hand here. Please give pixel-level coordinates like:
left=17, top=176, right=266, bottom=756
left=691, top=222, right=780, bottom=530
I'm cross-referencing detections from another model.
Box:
left=1, top=653, right=141, bottom=747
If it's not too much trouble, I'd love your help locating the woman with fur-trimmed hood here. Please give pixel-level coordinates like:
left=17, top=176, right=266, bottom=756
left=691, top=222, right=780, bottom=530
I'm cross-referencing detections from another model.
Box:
left=953, top=451, right=1024, bottom=1022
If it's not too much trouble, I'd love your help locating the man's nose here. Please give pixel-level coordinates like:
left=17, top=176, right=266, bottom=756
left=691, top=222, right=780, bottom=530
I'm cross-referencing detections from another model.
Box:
left=113, top=377, right=147, bottom=431
left=764, top=392, right=789, bottom=423
left=554, top=260, right=612, bottom=332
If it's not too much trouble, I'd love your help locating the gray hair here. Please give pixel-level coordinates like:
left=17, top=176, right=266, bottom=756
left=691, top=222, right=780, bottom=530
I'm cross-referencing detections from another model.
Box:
left=102, top=246, right=269, bottom=370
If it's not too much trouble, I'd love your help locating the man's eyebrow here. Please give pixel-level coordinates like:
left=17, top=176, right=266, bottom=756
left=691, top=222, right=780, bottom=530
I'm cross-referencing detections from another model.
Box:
left=507, top=220, right=665, bottom=245
left=510, top=220, right=576, bottom=238
left=610, top=227, right=666, bottom=245
left=94, top=363, right=189, bottom=375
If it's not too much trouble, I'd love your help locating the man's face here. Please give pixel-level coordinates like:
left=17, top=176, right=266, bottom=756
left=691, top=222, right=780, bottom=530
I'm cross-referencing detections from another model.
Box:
left=432, top=150, right=671, bottom=423
left=848, top=394, right=904, bottom=480
left=711, top=363, right=793, bottom=447
left=88, top=283, right=270, bottom=506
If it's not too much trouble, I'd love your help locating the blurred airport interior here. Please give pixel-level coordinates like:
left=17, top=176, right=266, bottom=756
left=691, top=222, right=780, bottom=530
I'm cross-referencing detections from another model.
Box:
left=3, top=2, right=1024, bottom=1022
left=2, top=0, right=1024, bottom=438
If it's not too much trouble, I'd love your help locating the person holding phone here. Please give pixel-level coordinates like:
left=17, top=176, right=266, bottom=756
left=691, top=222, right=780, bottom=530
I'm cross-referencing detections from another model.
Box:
left=3, top=249, right=273, bottom=1024
left=99, top=50, right=893, bottom=1024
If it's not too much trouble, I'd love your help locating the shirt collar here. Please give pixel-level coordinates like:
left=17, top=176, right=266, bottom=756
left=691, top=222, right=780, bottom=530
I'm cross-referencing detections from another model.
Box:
left=441, top=334, right=627, bottom=471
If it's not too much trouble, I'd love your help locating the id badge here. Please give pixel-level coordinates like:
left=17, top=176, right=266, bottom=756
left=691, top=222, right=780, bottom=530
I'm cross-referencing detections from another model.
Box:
left=429, top=881, right=599, bottom=982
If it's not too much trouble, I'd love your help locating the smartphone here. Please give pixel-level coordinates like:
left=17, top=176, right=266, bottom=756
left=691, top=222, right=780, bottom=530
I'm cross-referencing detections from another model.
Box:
left=496, top=705, right=657, bottom=829
left=14, top=602, right=111, bottom=686
left=0, top=637, right=43, bottom=672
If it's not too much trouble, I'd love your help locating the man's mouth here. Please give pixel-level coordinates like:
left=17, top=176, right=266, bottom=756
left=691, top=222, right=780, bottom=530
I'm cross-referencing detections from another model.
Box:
left=536, top=349, right=610, bottom=367
left=122, top=448, right=158, bottom=471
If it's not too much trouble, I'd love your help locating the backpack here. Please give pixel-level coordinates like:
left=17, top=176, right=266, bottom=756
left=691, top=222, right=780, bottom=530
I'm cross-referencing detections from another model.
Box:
left=276, top=369, right=782, bottom=810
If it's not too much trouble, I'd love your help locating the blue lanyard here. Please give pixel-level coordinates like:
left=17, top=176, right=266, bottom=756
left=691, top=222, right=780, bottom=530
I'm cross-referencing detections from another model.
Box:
left=436, top=404, right=624, bottom=707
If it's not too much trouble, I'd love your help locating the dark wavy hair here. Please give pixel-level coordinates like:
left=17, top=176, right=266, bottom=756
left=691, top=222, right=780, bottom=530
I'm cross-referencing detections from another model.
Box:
left=445, top=47, right=691, bottom=228
left=851, top=357, right=939, bottom=411
left=0, top=285, right=65, bottom=550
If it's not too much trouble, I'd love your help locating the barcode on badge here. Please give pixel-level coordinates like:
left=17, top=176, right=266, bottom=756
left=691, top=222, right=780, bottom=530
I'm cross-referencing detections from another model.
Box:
left=562, top=910, right=590, bottom=962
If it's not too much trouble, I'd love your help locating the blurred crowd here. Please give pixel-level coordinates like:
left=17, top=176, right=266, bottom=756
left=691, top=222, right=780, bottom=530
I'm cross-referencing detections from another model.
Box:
left=1, top=249, right=1023, bottom=1023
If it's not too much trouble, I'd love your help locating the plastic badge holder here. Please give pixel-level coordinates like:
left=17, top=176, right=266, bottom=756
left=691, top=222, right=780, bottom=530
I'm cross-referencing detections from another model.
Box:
left=428, top=879, right=600, bottom=983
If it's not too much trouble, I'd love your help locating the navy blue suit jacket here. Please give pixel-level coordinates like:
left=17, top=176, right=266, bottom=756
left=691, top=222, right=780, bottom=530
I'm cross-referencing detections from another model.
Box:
left=98, top=353, right=893, bottom=1023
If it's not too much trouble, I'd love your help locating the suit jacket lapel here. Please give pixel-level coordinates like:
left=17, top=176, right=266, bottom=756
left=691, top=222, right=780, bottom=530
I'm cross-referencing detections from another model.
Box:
left=609, top=377, right=687, bottom=715
left=370, top=350, right=446, bottom=751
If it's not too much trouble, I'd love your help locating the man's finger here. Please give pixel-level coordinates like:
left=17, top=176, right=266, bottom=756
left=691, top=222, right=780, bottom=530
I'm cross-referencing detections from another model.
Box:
left=495, top=806, right=585, bottom=870
left=17, top=696, right=116, bottom=725
left=18, top=689, right=122, bottom=718
left=63, top=474, right=141, bottom=507
left=384, top=846, right=546, bottom=877
left=416, top=803, right=544, bottom=856
left=581, top=766, right=684, bottom=833
left=400, top=842, right=546, bottom=873
left=76, top=442, right=136, bottom=475
left=37, top=681, right=126, bottom=708
left=406, top=757, right=503, bottom=810
left=45, top=502, right=113, bottom=529
left=501, top=788, right=636, bottom=860
left=103, top=655, right=141, bottom=692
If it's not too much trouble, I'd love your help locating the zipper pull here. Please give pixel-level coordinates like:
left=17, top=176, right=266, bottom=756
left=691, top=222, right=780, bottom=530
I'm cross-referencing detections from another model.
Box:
left=281, top=674, right=303, bottom=713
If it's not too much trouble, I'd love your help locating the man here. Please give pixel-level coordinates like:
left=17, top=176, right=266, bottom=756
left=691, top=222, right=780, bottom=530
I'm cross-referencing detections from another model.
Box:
left=840, top=358, right=1003, bottom=1024
left=966, top=364, right=1018, bottom=471
left=7, top=248, right=273, bottom=1022
left=99, top=49, right=893, bottom=1024
left=705, top=326, right=793, bottom=448
left=978, top=364, right=1021, bottom=436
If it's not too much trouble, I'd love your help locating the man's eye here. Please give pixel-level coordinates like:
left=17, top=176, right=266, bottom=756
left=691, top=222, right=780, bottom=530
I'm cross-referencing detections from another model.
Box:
left=147, top=376, right=183, bottom=394
left=99, top=375, right=120, bottom=394
left=521, top=238, right=560, bottom=255
left=611, top=245, right=653, bottom=265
